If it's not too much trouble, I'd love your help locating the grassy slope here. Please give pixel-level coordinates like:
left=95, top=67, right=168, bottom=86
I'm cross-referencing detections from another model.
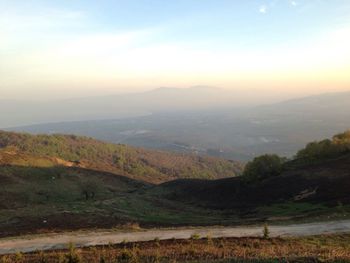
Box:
left=0, top=130, right=242, bottom=184
left=0, top=141, right=240, bottom=237
left=0, top=131, right=242, bottom=235
left=1, top=130, right=350, bottom=237
left=2, top=151, right=350, bottom=237
left=158, top=153, right=350, bottom=220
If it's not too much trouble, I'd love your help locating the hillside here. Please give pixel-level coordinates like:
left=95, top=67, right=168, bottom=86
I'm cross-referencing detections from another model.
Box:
left=161, top=153, right=350, bottom=208
left=0, top=131, right=242, bottom=184
left=1, top=130, right=350, bottom=237
left=0, top=151, right=243, bottom=237
left=159, top=131, right=350, bottom=217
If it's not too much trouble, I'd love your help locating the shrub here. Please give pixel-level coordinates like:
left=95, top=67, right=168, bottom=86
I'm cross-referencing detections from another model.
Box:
left=190, top=233, right=200, bottom=240
left=15, top=252, right=23, bottom=261
left=243, top=154, right=285, bottom=181
left=295, top=130, right=350, bottom=163
left=117, top=248, right=139, bottom=263
left=65, top=243, right=81, bottom=263
left=154, top=237, right=160, bottom=248
left=263, top=223, right=270, bottom=239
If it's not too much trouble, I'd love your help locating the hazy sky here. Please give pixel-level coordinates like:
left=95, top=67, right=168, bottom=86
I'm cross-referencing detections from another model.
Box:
left=1, top=0, right=350, bottom=100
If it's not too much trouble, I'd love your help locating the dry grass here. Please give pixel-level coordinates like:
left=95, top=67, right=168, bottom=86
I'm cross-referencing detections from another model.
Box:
left=1, top=234, right=350, bottom=262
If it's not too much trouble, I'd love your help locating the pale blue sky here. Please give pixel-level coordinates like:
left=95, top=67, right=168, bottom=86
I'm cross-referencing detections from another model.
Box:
left=1, top=0, right=350, bottom=99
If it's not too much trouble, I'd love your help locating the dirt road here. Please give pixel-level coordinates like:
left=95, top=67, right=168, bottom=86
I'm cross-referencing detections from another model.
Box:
left=1, top=220, right=350, bottom=255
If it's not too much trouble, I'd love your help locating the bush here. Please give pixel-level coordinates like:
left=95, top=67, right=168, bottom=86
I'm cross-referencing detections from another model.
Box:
left=65, top=243, right=81, bottom=263
left=190, top=233, right=200, bottom=240
left=296, top=131, right=350, bottom=163
left=263, top=223, right=270, bottom=239
left=117, top=248, right=139, bottom=263
left=243, top=154, right=285, bottom=181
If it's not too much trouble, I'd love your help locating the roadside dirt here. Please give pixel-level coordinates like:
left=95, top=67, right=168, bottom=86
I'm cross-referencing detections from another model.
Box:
left=1, top=219, right=350, bottom=255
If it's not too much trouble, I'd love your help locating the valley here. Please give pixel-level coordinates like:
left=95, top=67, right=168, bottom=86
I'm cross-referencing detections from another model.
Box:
left=8, top=90, right=350, bottom=161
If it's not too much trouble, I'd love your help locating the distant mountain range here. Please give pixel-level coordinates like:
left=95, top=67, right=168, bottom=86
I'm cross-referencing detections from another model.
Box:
left=0, top=86, right=242, bottom=128
left=8, top=90, right=350, bottom=160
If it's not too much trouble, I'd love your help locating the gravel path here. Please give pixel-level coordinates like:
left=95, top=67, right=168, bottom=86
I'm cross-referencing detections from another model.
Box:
left=1, top=220, right=350, bottom=255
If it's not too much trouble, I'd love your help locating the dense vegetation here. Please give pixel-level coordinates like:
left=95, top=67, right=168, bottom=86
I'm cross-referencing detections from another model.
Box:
left=0, top=131, right=242, bottom=183
left=2, top=234, right=350, bottom=262
left=242, top=130, right=350, bottom=181
left=295, top=130, right=350, bottom=163
left=242, top=154, right=285, bottom=181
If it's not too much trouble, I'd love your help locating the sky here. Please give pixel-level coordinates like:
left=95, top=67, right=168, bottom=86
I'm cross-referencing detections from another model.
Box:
left=1, top=0, right=350, bottom=100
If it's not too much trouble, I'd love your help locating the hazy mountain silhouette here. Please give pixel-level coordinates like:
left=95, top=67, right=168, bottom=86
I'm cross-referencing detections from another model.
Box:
left=0, top=86, right=242, bottom=128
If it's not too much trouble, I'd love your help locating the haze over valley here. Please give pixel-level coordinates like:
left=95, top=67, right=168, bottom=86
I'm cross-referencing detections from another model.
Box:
left=5, top=88, right=350, bottom=160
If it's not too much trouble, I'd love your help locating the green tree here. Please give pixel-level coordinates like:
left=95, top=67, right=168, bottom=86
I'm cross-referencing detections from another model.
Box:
left=243, top=154, right=284, bottom=181
left=81, top=180, right=98, bottom=201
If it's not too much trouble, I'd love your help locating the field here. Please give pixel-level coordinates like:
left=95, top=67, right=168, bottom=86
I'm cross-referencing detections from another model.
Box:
left=1, top=234, right=350, bottom=262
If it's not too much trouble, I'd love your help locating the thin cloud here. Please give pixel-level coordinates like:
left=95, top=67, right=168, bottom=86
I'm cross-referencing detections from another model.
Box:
left=259, top=5, right=267, bottom=14
left=290, top=1, right=298, bottom=7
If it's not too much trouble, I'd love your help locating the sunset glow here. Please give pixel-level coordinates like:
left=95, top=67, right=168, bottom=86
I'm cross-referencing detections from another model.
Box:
left=1, top=0, right=350, bottom=99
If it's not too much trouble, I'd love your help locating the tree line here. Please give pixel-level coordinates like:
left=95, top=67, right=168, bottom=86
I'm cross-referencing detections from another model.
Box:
left=242, top=130, right=350, bottom=182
